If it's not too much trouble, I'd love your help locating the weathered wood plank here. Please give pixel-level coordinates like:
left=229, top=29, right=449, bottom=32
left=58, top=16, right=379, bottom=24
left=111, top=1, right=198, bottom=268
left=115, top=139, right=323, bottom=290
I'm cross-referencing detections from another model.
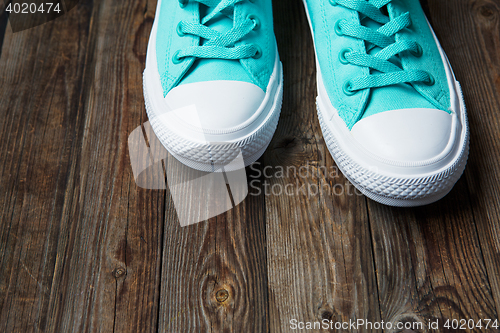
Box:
left=265, top=1, right=380, bottom=332
left=0, top=2, right=92, bottom=332
left=41, top=0, right=165, bottom=332
left=368, top=183, right=498, bottom=331
left=158, top=156, right=269, bottom=332
left=426, top=0, right=500, bottom=317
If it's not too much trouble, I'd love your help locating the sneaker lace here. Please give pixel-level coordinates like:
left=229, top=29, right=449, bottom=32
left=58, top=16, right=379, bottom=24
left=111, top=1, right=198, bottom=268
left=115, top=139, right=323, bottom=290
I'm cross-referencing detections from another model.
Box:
left=332, top=0, right=434, bottom=95
left=174, top=0, right=261, bottom=63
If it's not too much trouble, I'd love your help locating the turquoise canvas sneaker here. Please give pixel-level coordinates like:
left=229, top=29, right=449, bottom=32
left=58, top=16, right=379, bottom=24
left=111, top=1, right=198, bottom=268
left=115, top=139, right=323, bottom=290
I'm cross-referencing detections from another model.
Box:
left=143, top=0, right=283, bottom=172
left=303, top=0, right=469, bottom=206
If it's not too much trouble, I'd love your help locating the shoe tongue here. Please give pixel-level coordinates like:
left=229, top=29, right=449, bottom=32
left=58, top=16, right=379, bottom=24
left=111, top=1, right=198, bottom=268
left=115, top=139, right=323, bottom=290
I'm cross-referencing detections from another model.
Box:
left=201, top=3, right=232, bottom=36
left=178, top=3, right=253, bottom=87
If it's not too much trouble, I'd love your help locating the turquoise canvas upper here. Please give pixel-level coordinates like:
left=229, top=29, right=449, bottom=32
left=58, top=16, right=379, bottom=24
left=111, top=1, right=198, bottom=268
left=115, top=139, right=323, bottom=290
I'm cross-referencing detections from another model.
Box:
left=305, top=0, right=451, bottom=129
left=155, top=0, right=277, bottom=96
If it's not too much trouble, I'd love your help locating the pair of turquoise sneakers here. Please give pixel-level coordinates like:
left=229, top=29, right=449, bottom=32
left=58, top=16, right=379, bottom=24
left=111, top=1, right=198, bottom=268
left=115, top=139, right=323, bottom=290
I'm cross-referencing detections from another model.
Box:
left=143, top=0, right=469, bottom=207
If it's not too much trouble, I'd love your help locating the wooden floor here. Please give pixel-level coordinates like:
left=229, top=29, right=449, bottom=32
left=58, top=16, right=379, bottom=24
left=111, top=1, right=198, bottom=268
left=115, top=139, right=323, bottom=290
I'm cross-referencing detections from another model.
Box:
left=1, top=0, right=500, bottom=332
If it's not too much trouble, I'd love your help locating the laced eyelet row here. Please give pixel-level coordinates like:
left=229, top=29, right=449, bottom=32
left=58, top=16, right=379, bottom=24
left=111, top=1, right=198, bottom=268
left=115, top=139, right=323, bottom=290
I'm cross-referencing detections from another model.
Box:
left=172, top=10, right=263, bottom=65
left=342, top=72, right=435, bottom=96
left=172, top=45, right=262, bottom=64
left=334, top=14, right=429, bottom=95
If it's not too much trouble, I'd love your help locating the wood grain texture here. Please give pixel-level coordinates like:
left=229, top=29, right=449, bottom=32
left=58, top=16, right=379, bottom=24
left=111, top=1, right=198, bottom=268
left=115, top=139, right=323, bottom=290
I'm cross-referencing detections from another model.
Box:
left=157, top=156, right=269, bottom=332
left=0, top=0, right=163, bottom=332
left=367, top=182, right=499, bottom=331
left=44, top=0, right=164, bottom=332
left=1, top=0, right=500, bottom=332
left=0, top=3, right=92, bottom=331
left=426, top=0, right=500, bottom=318
left=264, top=1, right=380, bottom=331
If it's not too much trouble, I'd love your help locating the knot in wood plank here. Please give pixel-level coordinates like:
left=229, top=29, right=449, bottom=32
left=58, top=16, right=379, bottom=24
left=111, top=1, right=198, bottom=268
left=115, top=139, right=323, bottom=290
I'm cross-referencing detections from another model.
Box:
left=215, top=289, right=229, bottom=303
left=113, top=267, right=127, bottom=279
left=473, top=0, right=500, bottom=22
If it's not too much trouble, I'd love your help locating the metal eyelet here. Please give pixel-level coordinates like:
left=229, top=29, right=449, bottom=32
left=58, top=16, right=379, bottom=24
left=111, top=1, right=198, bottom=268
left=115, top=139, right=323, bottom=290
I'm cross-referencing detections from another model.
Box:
left=247, top=14, right=261, bottom=30
left=339, top=48, right=352, bottom=64
left=334, top=19, right=344, bottom=36
left=252, top=45, right=262, bottom=59
left=410, top=43, right=423, bottom=57
left=342, top=80, right=357, bottom=96
left=329, top=0, right=337, bottom=5
left=176, top=22, right=185, bottom=37
left=423, top=73, right=435, bottom=86
left=179, top=0, right=188, bottom=8
left=172, top=50, right=183, bottom=64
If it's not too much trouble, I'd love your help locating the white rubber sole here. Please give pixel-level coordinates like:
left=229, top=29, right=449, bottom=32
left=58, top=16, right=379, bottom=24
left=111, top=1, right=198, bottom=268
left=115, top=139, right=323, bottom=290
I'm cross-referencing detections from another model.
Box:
left=143, top=0, right=283, bottom=172
left=303, top=0, right=470, bottom=207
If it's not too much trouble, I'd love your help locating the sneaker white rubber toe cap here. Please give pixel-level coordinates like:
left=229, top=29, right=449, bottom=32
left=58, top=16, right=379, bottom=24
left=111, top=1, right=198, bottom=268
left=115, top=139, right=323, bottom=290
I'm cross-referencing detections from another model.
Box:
left=165, top=80, right=265, bottom=132
left=350, top=108, right=454, bottom=164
